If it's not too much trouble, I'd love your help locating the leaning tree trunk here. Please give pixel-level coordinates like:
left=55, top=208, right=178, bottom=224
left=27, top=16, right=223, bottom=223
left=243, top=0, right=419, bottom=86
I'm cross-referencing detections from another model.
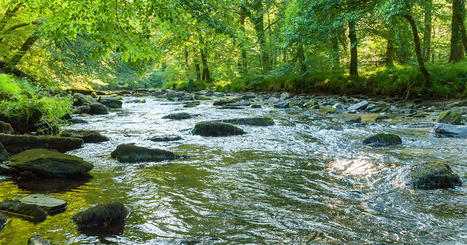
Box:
left=423, top=0, right=433, bottom=62
left=0, top=3, right=22, bottom=32
left=449, top=0, right=464, bottom=62
left=404, top=15, right=432, bottom=86
left=200, top=48, right=210, bottom=81
left=238, top=6, right=248, bottom=74
left=6, top=34, right=39, bottom=68
left=348, top=21, right=358, bottom=77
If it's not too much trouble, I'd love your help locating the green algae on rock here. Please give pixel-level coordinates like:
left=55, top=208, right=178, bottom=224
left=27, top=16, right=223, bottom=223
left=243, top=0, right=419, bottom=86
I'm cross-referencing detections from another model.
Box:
left=436, top=110, right=462, bottom=125
left=410, top=162, right=462, bottom=190
left=193, top=121, right=246, bottom=137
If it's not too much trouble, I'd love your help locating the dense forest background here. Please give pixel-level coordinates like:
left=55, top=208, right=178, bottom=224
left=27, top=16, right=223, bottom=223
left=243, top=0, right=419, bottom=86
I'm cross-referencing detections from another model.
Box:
left=0, top=0, right=466, bottom=98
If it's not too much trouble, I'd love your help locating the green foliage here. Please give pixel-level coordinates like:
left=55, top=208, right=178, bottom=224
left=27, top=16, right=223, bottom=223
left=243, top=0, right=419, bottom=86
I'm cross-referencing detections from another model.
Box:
left=163, top=80, right=208, bottom=91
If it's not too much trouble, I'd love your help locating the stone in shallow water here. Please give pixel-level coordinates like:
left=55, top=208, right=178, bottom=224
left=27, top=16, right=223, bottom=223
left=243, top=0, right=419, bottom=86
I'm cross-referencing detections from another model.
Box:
left=111, top=144, right=177, bottom=163
left=347, top=100, right=369, bottom=111
left=193, top=121, right=246, bottom=137
left=148, top=135, right=182, bottom=142
left=7, top=149, right=93, bottom=178
left=162, top=112, right=192, bottom=120
left=344, top=116, right=362, bottom=123
left=0, top=200, right=47, bottom=222
left=0, top=134, right=83, bottom=154
left=436, top=110, right=462, bottom=125
left=435, top=124, right=467, bottom=138
left=61, top=130, right=109, bottom=143
left=20, top=194, right=67, bottom=214
left=215, top=117, right=275, bottom=126
left=27, top=235, right=52, bottom=245
left=363, top=133, right=402, bottom=147
left=99, top=97, right=123, bottom=109
left=410, top=162, right=462, bottom=190
left=273, top=102, right=290, bottom=109
left=0, top=213, right=7, bottom=231
left=89, top=103, right=109, bottom=115
left=72, top=203, right=128, bottom=235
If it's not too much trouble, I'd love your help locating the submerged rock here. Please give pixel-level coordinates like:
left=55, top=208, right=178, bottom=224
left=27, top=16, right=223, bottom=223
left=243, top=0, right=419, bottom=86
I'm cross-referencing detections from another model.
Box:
left=0, top=121, right=13, bottom=134
left=436, top=110, right=462, bottom=125
left=7, top=149, right=93, bottom=178
left=111, top=144, right=177, bottom=163
left=162, top=112, right=192, bottom=120
left=0, top=134, right=83, bottom=154
left=216, top=117, right=275, bottom=126
left=148, top=135, right=182, bottom=142
left=28, top=235, right=52, bottom=245
left=89, top=103, right=109, bottom=115
left=72, top=203, right=128, bottom=235
left=20, top=194, right=67, bottom=214
left=363, top=133, right=402, bottom=147
left=251, top=104, right=262, bottom=109
left=193, top=121, right=246, bottom=137
left=434, top=124, right=467, bottom=138
left=0, top=213, right=7, bottom=231
left=99, top=97, right=122, bottom=109
left=273, top=102, right=290, bottom=109
left=0, top=200, right=47, bottom=222
left=61, top=130, right=109, bottom=143
left=410, top=162, right=462, bottom=190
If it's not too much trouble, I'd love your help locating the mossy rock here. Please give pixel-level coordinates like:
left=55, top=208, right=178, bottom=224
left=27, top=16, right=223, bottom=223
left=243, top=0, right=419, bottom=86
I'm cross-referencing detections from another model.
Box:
left=148, top=135, right=182, bottom=142
left=7, top=149, right=93, bottom=178
left=0, top=134, right=83, bottom=154
left=0, top=121, right=13, bottom=134
left=162, top=112, right=192, bottom=120
left=111, top=144, right=177, bottom=163
left=0, top=108, right=42, bottom=133
left=0, top=142, right=8, bottom=162
left=213, top=98, right=240, bottom=106
left=73, top=105, right=91, bottom=114
left=184, top=101, right=200, bottom=108
left=99, top=97, right=123, bottom=109
left=61, top=130, right=109, bottom=143
left=363, top=133, right=402, bottom=147
left=73, top=93, right=97, bottom=106
left=437, top=110, right=462, bottom=125
left=0, top=200, right=47, bottom=223
left=410, top=162, right=462, bottom=190
left=89, top=103, right=109, bottom=115
left=193, top=121, right=246, bottom=137
left=72, top=203, right=128, bottom=235
left=216, top=117, right=275, bottom=126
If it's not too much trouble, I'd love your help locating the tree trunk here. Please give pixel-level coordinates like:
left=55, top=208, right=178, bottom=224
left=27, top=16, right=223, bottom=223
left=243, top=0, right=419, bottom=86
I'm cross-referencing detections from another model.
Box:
left=184, top=46, right=189, bottom=72
left=386, top=37, right=395, bottom=66
left=239, top=6, right=248, bottom=74
left=454, top=0, right=467, bottom=52
left=6, top=34, right=39, bottom=68
left=331, top=33, right=340, bottom=68
left=194, top=63, right=201, bottom=81
left=0, top=3, right=22, bottom=32
left=251, top=0, right=270, bottom=72
left=423, top=0, right=432, bottom=62
left=348, top=21, right=358, bottom=77
left=200, top=48, right=210, bottom=81
left=404, top=15, right=431, bottom=86
left=297, top=43, right=306, bottom=74
left=449, top=0, right=464, bottom=62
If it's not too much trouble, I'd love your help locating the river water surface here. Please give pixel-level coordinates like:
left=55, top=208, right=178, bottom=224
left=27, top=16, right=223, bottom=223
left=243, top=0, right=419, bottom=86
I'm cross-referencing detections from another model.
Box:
left=0, top=95, right=466, bottom=244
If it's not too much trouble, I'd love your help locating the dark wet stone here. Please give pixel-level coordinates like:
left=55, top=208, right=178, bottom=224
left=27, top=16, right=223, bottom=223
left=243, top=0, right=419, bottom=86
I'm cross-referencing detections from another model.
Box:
left=162, top=112, right=192, bottom=120
left=0, top=142, right=8, bottom=162
left=7, top=149, right=93, bottom=178
left=61, top=130, right=109, bottom=143
left=69, top=118, right=88, bottom=124
left=436, top=110, right=462, bottom=125
left=410, top=162, right=462, bottom=190
left=344, top=116, right=362, bottom=123
left=99, top=97, right=123, bottom=109
left=0, top=134, right=83, bottom=154
left=347, top=100, right=368, bottom=111
left=216, top=117, right=275, bottom=126
left=0, top=121, right=13, bottom=134
left=184, top=102, right=200, bottom=108
left=251, top=104, right=262, bottom=109
left=111, top=144, right=177, bottom=163
left=374, top=115, right=390, bottom=122
left=0, top=200, right=47, bottom=222
left=73, top=105, right=91, bottom=114
left=72, top=203, right=128, bottom=235
left=274, top=102, right=290, bottom=109
left=14, top=177, right=90, bottom=193
left=20, top=194, right=67, bottom=215
left=148, top=135, right=182, bottom=142
left=0, top=213, right=7, bottom=231
left=213, top=98, right=240, bottom=106
left=217, top=106, right=243, bottom=110
left=73, top=93, right=97, bottom=106
left=89, top=103, right=109, bottom=115
left=363, top=133, right=402, bottom=147
left=434, top=124, right=467, bottom=138
left=28, top=235, right=52, bottom=245
left=193, top=121, right=246, bottom=137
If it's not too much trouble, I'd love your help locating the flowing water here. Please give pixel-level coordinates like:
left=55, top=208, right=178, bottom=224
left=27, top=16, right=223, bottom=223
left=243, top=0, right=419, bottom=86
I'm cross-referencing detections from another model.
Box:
left=0, top=95, right=466, bottom=244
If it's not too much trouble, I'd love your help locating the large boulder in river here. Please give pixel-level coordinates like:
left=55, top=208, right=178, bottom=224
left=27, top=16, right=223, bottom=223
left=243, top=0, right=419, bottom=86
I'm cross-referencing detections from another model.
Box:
left=0, top=121, right=13, bottom=134
left=89, top=103, right=109, bottom=115
left=410, top=162, right=462, bottom=190
left=111, top=144, right=177, bottom=163
left=0, top=200, right=47, bottom=222
left=28, top=235, right=52, bottom=245
left=72, top=203, right=128, bottom=235
left=0, top=134, right=83, bottom=154
left=0, top=213, right=7, bottom=231
left=193, top=121, right=246, bottom=137
left=434, top=124, right=467, bottom=138
left=215, top=117, right=275, bottom=126
left=7, top=149, right=93, bottom=178
left=436, top=110, right=462, bottom=125
left=73, top=93, right=97, bottom=106
left=61, top=130, right=109, bottom=143
left=99, top=97, right=122, bottom=109
left=363, top=133, right=402, bottom=147
left=162, top=112, right=192, bottom=120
